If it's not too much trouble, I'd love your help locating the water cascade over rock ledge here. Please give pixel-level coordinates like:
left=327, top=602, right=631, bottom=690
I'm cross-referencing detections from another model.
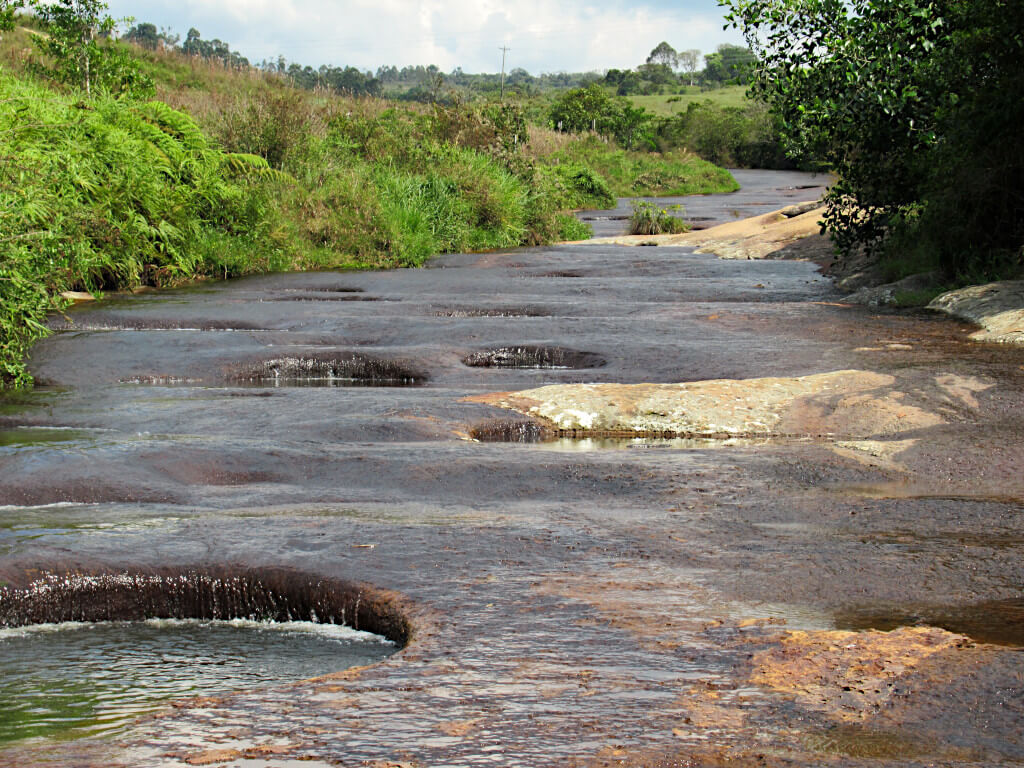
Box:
left=0, top=566, right=413, bottom=646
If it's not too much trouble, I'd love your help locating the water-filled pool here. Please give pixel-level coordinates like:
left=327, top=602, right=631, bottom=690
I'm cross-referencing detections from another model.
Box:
left=0, top=618, right=393, bottom=743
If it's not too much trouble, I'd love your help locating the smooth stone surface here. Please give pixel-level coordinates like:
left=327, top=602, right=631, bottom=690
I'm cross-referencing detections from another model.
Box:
left=929, top=280, right=1024, bottom=343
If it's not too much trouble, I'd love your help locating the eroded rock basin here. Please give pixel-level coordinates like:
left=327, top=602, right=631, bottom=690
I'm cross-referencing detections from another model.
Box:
left=2, top=171, right=1024, bottom=767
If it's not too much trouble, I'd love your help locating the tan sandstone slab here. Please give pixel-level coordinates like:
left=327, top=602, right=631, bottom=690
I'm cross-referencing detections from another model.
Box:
left=579, top=204, right=829, bottom=261
left=929, top=280, right=1024, bottom=344
left=466, top=370, right=944, bottom=440
left=750, top=627, right=969, bottom=723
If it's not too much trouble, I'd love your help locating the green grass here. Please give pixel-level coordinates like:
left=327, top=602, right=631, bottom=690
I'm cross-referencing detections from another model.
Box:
left=543, top=137, right=738, bottom=197
left=628, top=86, right=750, bottom=116
left=629, top=201, right=690, bottom=235
left=0, top=74, right=295, bottom=387
left=0, top=26, right=740, bottom=388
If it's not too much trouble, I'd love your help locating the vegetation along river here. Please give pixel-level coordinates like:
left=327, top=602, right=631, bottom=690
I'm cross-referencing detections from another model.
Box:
left=1, top=170, right=1023, bottom=767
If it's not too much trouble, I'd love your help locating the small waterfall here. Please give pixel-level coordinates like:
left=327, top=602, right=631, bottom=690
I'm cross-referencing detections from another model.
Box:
left=462, top=346, right=605, bottom=369
left=0, top=567, right=411, bottom=646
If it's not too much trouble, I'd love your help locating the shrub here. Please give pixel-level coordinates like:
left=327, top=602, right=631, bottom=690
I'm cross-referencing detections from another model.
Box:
left=629, top=201, right=690, bottom=235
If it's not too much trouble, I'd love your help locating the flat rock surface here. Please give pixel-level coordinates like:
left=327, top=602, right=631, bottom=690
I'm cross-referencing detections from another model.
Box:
left=2, top=171, right=1023, bottom=767
left=929, top=280, right=1024, bottom=343
left=581, top=204, right=831, bottom=264
left=466, top=370, right=946, bottom=439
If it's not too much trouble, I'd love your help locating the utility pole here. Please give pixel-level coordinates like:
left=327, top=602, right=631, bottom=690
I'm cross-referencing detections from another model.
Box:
left=498, top=45, right=510, bottom=102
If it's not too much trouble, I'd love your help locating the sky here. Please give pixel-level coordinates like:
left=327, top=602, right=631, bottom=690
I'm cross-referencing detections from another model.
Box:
left=102, top=0, right=745, bottom=74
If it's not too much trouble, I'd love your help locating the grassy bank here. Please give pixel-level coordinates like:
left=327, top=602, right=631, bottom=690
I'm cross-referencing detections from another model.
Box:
left=628, top=85, right=750, bottom=116
left=0, top=28, right=736, bottom=388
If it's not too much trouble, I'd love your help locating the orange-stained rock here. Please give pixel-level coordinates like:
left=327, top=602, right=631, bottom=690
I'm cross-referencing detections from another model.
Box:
left=750, top=627, right=969, bottom=722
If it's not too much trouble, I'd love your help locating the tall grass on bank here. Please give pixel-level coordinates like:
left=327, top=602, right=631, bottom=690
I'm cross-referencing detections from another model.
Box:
left=0, top=74, right=289, bottom=387
left=0, top=77, right=599, bottom=386
left=532, top=135, right=738, bottom=198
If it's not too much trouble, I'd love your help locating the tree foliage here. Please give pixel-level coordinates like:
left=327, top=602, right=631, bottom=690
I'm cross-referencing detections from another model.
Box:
left=548, top=84, right=653, bottom=148
left=180, top=27, right=249, bottom=67
left=0, top=0, right=23, bottom=33
left=723, top=0, right=1024, bottom=276
left=123, top=22, right=177, bottom=50
left=647, top=41, right=679, bottom=69
left=678, top=49, right=701, bottom=85
left=30, top=0, right=152, bottom=97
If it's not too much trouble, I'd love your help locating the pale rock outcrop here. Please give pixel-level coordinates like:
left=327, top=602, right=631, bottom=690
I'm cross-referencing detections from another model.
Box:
left=580, top=204, right=831, bottom=262
left=467, top=370, right=944, bottom=440
left=929, top=280, right=1024, bottom=344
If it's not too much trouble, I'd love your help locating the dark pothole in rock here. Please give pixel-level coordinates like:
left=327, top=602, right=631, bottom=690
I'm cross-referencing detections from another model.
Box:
left=835, top=598, right=1024, bottom=647
left=533, top=270, right=585, bottom=278
left=268, top=294, right=382, bottom=303
left=435, top=306, right=553, bottom=318
left=462, top=346, right=606, bottom=370
left=468, top=419, right=554, bottom=443
left=279, top=284, right=365, bottom=293
left=50, top=316, right=271, bottom=332
left=227, top=353, right=428, bottom=386
left=0, top=567, right=408, bottom=744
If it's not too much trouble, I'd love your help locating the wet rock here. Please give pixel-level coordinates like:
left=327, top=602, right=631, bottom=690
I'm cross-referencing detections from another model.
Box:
left=844, top=272, right=942, bottom=308
left=929, top=280, right=1024, bottom=343
left=467, top=370, right=944, bottom=439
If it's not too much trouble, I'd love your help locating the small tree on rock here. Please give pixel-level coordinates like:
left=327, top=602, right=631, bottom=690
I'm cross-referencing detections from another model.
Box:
left=31, top=0, right=152, bottom=97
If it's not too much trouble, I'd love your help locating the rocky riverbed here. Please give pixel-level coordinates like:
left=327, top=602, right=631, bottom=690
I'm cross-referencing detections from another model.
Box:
left=1, top=171, right=1023, bottom=767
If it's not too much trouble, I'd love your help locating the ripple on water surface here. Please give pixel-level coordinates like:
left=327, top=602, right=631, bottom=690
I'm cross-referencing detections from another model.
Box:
left=0, top=618, right=394, bottom=744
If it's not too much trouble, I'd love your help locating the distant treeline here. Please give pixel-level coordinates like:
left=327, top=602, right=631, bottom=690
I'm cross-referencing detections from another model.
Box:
left=122, top=23, right=749, bottom=102
left=604, top=42, right=757, bottom=95
left=122, top=22, right=609, bottom=99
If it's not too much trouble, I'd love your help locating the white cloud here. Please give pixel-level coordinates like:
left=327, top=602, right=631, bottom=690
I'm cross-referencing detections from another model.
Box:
left=108, top=0, right=744, bottom=73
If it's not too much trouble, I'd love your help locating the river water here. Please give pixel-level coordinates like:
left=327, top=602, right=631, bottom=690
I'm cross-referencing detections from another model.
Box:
left=1, top=170, right=1022, bottom=767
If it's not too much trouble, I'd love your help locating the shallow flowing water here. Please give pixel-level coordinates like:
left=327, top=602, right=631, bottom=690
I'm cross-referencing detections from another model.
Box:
left=1, top=170, right=1023, bottom=766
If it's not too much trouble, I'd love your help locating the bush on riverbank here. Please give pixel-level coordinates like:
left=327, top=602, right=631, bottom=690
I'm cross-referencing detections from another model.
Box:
left=654, top=101, right=794, bottom=169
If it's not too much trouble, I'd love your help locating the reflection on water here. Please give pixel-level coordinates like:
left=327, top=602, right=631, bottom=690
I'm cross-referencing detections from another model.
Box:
left=835, top=599, right=1024, bottom=648
left=522, top=436, right=797, bottom=452
left=0, top=618, right=393, bottom=744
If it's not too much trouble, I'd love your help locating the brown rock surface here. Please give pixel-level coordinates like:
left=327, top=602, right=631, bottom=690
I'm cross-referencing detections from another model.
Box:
left=466, top=370, right=944, bottom=439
